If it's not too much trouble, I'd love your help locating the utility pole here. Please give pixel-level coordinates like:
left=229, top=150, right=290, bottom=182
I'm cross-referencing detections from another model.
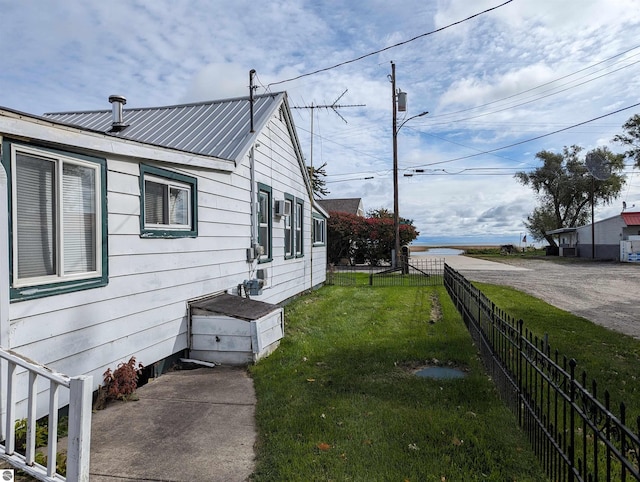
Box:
left=390, top=62, right=428, bottom=270
left=391, top=62, right=400, bottom=268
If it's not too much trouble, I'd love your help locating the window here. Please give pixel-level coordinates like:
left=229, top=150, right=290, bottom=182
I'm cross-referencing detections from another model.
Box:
left=5, top=142, right=107, bottom=300
left=295, top=198, right=304, bottom=257
left=313, top=216, right=326, bottom=245
left=140, top=165, right=197, bottom=238
left=283, top=194, right=304, bottom=259
left=284, top=195, right=294, bottom=259
left=258, top=183, right=272, bottom=262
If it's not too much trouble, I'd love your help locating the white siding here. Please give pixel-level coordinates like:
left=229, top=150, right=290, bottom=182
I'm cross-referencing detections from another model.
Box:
left=2, top=99, right=327, bottom=418
left=576, top=215, right=626, bottom=245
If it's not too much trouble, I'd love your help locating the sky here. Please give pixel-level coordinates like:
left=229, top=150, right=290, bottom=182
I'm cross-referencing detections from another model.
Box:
left=2, top=0, right=640, bottom=246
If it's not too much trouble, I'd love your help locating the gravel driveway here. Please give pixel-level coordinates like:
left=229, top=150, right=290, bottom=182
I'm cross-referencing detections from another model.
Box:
left=452, top=257, right=640, bottom=340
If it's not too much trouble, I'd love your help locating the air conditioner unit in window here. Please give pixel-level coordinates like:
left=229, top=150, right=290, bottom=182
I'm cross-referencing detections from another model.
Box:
left=275, top=200, right=291, bottom=217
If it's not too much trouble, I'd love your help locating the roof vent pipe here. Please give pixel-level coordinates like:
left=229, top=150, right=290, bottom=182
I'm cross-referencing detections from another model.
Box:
left=108, top=95, right=128, bottom=131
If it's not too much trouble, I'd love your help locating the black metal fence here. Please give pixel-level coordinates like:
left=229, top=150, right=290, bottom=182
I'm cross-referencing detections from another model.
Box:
left=444, top=263, right=640, bottom=481
left=326, top=256, right=444, bottom=287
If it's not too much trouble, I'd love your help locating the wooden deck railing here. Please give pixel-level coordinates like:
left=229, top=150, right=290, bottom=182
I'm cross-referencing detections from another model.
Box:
left=0, top=348, right=92, bottom=481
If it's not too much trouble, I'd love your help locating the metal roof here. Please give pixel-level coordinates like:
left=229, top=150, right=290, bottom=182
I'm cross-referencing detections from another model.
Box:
left=316, top=198, right=364, bottom=216
left=622, top=212, right=640, bottom=226
left=546, top=227, right=577, bottom=235
left=43, top=93, right=285, bottom=162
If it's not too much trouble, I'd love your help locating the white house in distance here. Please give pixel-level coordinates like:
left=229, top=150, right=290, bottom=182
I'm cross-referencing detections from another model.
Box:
left=546, top=210, right=640, bottom=261
left=0, top=92, right=328, bottom=418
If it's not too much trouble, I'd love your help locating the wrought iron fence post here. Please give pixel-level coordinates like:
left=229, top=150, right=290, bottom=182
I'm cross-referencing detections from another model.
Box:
left=569, top=358, right=577, bottom=482
left=517, top=318, right=523, bottom=427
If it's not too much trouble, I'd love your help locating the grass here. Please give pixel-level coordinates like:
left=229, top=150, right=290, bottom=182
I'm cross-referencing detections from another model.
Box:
left=464, top=247, right=546, bottom=257
left=475, top=282, right=640, bottom=422
left=250, top=285, right=547, bottom=481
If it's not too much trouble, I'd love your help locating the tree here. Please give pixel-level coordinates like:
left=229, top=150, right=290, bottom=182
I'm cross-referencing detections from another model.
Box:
left=367, top=207, right=393, bottom=219
left=366, top=207, right=416, bottom=227
left=515, top=145, right=625, bottom=246
left=326, top=211, right=364, bottom=264
left=613, top=114, right=640, bottom=167
left=326, top=210, right=419, bottom=265
left=307, top=162, right=330, bottom=198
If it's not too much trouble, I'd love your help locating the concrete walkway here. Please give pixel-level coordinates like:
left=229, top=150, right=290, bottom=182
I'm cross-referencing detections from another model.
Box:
left=89, top=366, right=256, bottom=482
left=417, top=254, right=529, bottom=271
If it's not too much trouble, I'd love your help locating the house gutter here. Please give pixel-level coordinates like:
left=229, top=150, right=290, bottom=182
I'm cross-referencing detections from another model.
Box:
left=249, top=70, right=258, bottom=260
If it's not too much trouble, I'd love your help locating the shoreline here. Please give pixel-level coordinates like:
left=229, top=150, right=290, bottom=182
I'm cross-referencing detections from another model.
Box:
left=409, top=245, right=501, bottom=253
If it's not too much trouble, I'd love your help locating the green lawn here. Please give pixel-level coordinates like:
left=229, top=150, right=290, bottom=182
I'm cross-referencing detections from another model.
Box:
left=250, top=285, right=547, bottom=481
left=476, top=282, right=640, bottom=422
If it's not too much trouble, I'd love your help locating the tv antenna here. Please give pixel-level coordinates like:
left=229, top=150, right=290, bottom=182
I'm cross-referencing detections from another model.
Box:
left=584, top=150, right=612, bottom=259
left=292, top=89, right=365, bottom=280
left=292, top=88, right=365, bottom=180
left=292, top=89, right=366, bottom=124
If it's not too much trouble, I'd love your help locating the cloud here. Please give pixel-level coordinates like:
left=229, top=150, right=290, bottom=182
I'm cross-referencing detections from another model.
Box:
left=2, top=0, right=640, bottom=243
left=184, top=63, right=251, bottom=101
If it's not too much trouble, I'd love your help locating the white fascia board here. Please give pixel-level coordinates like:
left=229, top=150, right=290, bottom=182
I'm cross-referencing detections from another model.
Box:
left=0, top=111, right=235, bottom=172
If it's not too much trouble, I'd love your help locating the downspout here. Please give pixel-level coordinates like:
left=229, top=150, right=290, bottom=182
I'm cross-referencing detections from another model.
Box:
left=250, top=146, right=257, bottom=253
left=0, top=147, right=10, bottom=440
left=249, top=70, right=258, bottom=260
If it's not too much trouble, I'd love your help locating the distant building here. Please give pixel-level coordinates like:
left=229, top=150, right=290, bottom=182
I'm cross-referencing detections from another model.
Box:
left=316, top=198, right=364, bottom=217
left=546, top=211, right=640, bottom=261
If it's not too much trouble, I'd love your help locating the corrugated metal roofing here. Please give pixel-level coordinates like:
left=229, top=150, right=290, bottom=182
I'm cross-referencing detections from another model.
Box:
left=316, top=198, right=363, bottom=216
left=43, top=93, right=284, bottom=162
left=622, top=212, right=640, bottom=226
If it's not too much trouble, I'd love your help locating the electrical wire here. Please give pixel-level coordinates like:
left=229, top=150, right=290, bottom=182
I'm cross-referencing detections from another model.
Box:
left=422, top=59, right=640, bottom=127
left=426, top=45, right=640, bottom=121
left=322, top=102, right=640, bottom=180
left=409, top=101, right=640, bottom=169
left=267, top=0, right=514, bottom=88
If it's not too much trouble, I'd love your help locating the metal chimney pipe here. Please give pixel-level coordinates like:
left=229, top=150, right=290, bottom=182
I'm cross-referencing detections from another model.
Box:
left=108, top=95, right=128, bottom=131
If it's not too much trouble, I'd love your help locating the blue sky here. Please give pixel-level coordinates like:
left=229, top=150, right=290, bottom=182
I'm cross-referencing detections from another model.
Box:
left=2, top=0, right=640, bottom=245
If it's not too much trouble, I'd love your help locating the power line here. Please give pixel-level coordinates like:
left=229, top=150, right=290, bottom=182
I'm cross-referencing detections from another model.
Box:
left=323, top=101, right=640, bottom=179
left=422, top=59, right=640, bottom=127
left=426, top=44, right=640, bottom=121
left=409, top=101, right=640, bottom=169
left=267, top=0, right=514, bottom=88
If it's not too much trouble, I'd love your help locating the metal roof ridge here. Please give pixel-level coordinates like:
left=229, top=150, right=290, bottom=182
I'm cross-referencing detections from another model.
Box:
left=43, top=91, right=285, bottom=116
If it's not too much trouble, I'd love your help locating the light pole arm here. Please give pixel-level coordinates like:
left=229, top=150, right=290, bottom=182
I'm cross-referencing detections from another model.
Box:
left=396, top=110, right=429, bottom=134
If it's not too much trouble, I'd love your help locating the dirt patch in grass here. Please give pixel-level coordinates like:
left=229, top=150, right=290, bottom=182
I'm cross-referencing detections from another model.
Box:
left=428, top=291, right=442, bottom=324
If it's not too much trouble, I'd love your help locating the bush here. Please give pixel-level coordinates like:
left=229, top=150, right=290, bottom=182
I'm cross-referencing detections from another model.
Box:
left=95, top=357, right=144, bottom=409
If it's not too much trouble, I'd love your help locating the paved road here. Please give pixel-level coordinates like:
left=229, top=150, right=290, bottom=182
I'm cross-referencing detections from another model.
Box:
left=446, top=256, right=640, bottom=340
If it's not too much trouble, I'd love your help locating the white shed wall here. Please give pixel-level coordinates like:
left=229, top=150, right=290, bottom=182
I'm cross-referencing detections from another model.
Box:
left=576, top=215, right=626, bottom=245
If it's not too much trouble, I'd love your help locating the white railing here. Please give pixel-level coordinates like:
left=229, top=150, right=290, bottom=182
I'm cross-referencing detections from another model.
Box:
left=0, top=348, right=92, bottom=481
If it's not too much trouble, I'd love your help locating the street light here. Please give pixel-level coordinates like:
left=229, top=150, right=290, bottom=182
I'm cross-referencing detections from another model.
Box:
left=390, top=61, right=428, bottom=268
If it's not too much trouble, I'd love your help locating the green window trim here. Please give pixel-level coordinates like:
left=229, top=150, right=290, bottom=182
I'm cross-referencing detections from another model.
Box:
left=2, top=139, right=108, bottom=302
left=295, top=198, right=304, bottom=258
left=139, top=164, right=198, bottom=238
left=284, top=193, right=295, bottom=259
left=257, top=182, right=272, bottom=263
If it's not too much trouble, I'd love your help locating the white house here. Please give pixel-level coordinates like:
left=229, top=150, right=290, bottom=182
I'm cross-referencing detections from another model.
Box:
left=0, top=92, right=328, bottom=418
left=546, top=210, right=640, bottom=261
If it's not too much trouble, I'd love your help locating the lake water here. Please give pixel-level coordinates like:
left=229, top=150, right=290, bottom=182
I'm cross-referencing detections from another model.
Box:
left=411, top=247, right=464, bottom=256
